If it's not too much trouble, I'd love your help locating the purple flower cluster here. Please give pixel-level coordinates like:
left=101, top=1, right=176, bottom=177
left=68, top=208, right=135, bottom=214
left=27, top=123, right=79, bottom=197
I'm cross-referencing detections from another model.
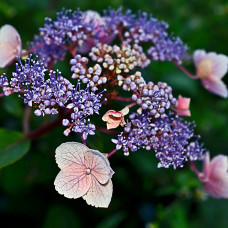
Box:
left=103, top=8, right=188, bottom=63
left=28, top=35, right=66, bottom=67
left=38, top=8, right=188, bottom=63
left=62, top=85, right=105, bottom=139
left=40, top=9, right=106, bottom=51
left=112, top=112, right=205, bottom=169
left=1, top=55, right=105, bottom=139
left=132, top=81, right=177, bottom=118
left=147, top=37, right=188, bottom=62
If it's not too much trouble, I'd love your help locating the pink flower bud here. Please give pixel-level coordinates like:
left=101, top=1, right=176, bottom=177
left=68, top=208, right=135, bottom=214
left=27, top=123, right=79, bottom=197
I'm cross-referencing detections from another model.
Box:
left=176, top=96, right=191, bottom=116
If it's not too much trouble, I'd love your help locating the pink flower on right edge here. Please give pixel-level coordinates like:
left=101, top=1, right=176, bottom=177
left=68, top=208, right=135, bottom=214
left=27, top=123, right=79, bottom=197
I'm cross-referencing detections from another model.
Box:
left=199, top=152, right=228, bottom=198
left=193, top=50, right=228, bottom=98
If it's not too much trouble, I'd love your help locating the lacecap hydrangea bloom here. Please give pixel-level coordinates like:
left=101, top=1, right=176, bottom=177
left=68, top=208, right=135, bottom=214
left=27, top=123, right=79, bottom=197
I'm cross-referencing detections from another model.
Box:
left=1, top=7, right=228, bottom=208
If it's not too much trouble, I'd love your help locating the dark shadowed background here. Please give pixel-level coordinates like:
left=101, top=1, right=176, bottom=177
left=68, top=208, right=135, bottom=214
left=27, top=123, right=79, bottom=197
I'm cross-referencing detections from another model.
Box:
left=0, top=0, right=228, bottom=227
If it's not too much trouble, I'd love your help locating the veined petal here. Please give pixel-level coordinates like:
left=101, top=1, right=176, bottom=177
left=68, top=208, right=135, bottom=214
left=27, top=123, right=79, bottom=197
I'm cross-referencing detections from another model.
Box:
left=82, top=175, right=113, bottom=208
left=55, top=142, right=88, bottom=169
left=85, top=149, right=110, bottom=184
left=54, top=164, right=91, bottom=199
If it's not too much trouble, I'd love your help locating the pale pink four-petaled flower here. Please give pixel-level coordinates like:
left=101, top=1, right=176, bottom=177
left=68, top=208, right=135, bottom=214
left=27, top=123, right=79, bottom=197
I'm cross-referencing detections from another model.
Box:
left=0, top=24, right=22, bottom=68
left=199, top=152, right=228, bottom=198
left=54, top=142, right=114, bottom=208
left=176, top=96, right=191, bottom=116
left=102, top=107, right=129, bottom=130
left=193, top=50, right=228, bottom=98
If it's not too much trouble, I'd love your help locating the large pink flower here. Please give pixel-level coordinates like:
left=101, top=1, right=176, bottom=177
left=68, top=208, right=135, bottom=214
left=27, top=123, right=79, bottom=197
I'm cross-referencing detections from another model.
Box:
left=193, top=50, right=228, bottom=98
left=0, top=24, right=22, bottom=68
left=199, top=152, right=228, bottom=198
left=54, top=142, right=114, bottom=208
left=176, top=96, right=191, bottom=116
left=102, top=107, right=129, bottom=130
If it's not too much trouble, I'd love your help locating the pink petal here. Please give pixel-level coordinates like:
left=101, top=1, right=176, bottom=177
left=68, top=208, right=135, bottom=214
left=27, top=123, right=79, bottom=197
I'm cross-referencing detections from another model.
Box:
left=206, top=53, right=228, bottom=79
left=85, top=149, right=111, bottom=184
left=107, top=120, right=121, bottom=130
left=193, top=50, right=206, bottom=66
left=82, top=175, right=113, bottom=208
left=0, top=43, right=17, bottom=68
left=202, top=154, right=228, bottom=198
left=209, top=155, right=228, bottom=179
left=177, top=109, right=191, bottom=116
left=204, top=175, right=228, bottom=198
left=177, top=97, right=190, bottom=110
left=54, top=164, right=91, bottom=199
left=0, top=25, right=21, bottom=49
left=0, top=25, right=21, bottom=68
left=121, top=107, right=129, bottom=116
left=55, top=142, right=88, bottom=169
left=201, top=78, right=228, bottom=98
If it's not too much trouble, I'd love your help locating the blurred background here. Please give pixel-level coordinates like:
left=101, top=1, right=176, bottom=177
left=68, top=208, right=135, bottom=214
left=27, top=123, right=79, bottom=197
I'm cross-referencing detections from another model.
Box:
left=0, top=0, right=228, bottom=227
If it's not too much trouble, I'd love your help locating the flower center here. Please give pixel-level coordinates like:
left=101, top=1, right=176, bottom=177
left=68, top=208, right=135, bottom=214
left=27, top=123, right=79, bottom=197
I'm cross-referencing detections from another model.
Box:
left=86, top=168, right=91, bottom=175
left=197, top=59, right=212, bottom=79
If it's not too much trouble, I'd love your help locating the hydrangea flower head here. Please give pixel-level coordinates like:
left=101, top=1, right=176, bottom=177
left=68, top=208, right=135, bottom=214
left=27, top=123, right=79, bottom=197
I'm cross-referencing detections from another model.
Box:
left=54, top=142, right=114, bottom=208
left=199, top=152, right=228, bottom=198
left=193, top=50, right=228, bottom=98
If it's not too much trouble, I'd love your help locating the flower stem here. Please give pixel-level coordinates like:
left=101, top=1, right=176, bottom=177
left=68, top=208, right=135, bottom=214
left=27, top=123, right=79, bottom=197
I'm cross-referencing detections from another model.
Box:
left=127, top=102, right=136, bottom=109
left=81, top=133, right=87, bottom=146
left=113, top=96, right=132, bottom=102
left=190, top=160, right=201, bottom=178
left=22, top=42, right=46, bottom=56
left=107, top=148, right=117, bottom=158
left=173, top=61, right=198, bottom=79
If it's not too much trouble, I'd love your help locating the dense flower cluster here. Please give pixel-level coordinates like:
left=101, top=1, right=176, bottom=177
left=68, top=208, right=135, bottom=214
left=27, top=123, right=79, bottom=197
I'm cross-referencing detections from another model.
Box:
left=40, top=9, right=103, bottom=45
left=0, top=56, right=104, bottom=139
left=132, top=81, right=177, bottom=118
left=62, top=85, right=105, bottom=139
left=38, top=8, right=187, bottom=63
left=112, top=112, right=205, bottom=169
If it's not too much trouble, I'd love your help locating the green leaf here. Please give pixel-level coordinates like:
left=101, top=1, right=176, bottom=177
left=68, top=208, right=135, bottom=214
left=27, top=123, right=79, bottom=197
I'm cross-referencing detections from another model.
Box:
left=0, top=128, right=30, bottom=169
